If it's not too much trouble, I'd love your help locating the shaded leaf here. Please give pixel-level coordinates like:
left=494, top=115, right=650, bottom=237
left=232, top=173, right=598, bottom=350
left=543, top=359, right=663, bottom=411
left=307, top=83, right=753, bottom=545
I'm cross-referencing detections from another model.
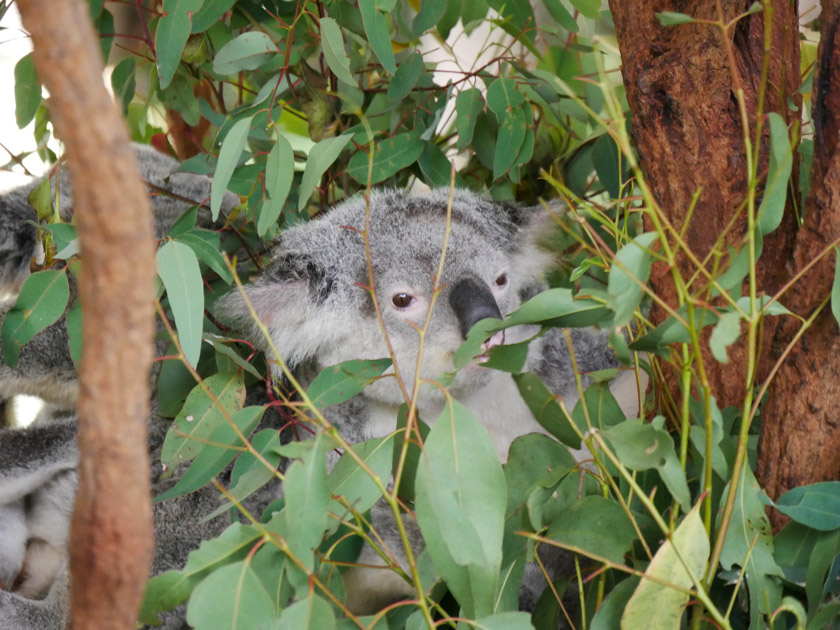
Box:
left=757, top=112, right=793, bottom=235
left=278, top=594, right=336, bottom=630
left=455, top=88, right=485, bottom=151
left=387, top=51, right=423, bottom=103
left=156, top=0, right=203, bottom=89
left=320, top=17, right=356, bottom=86
left=211, top=116, right=251, bottom=220
left=212, top=31, right=277, bottom=74
left=775, top=482, right=840, bottom=531
left=359, top=0, right=396, bottom=74
left=513, top=372, right=580, bottom=448
left=298, top=134, right=353, bottom=211
left=259, top=135, right=294, bottom=235
left=329, top=435, right=394, bottom=514
left=1, top=270, right=69, bottom=368
left=547, top=496, right=637, bottom=565
left=14, top=54, right=41, bottom=129
left=709, top=310, right=741, bottom=364
left=655, top=11, right=695, bottom=25
left=607, top=232, right=657, bottom=326
left=347, top=132, right=424, bottom=184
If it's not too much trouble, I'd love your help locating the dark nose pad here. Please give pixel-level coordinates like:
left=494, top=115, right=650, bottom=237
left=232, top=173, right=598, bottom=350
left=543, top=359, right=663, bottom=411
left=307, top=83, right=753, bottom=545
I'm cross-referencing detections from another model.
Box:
left=449, top=278, right=503, bottom=340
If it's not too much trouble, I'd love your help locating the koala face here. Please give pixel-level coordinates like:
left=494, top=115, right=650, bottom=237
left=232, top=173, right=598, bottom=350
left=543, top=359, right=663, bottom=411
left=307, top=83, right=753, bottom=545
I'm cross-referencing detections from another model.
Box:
left=222, top=189, right=556, bottom=409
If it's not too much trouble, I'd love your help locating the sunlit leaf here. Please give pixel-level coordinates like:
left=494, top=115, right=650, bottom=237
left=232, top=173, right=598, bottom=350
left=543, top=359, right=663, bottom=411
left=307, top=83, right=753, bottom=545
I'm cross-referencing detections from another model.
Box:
left=186, top=560, right=278, bottom=629
left=211, top=116, right=251, bottom=220
left=320, top=17, right=356, bottom=86
left=14, top=54, right=41, bottom=129
left=212, top=31, right=277, bottom=74
left=607, top=232, right=657, bottom=327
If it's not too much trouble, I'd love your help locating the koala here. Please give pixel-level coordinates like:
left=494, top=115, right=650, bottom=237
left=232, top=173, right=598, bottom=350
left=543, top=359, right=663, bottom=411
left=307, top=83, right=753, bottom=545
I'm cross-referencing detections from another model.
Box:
left=219, top=188, right=637, bottom=615
left=0, top=148, right=636, bottom=628
left=0, top=145, right=251, bottom=630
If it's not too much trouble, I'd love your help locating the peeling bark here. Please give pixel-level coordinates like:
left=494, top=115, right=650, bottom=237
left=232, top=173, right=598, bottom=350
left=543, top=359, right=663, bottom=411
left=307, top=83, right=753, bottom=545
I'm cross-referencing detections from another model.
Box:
left=609, top=1, right=799, bottom=412
left=757, top=2, right=840, bottom=529
left=17, top=0, right=156, bottom=627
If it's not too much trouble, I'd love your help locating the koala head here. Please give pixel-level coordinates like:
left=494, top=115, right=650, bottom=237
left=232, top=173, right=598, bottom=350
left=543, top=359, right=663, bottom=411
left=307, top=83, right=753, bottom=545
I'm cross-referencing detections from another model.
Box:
left=221, top=189, right=560, bottom=408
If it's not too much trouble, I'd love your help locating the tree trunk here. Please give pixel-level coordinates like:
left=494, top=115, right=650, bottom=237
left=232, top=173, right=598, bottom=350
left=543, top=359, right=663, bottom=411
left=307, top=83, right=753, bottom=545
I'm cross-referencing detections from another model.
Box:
left=17, top=0, right=157, bottom=627
left=609, top=0, right=800, bottom=413
left=757, top=1, right=840, bottom=529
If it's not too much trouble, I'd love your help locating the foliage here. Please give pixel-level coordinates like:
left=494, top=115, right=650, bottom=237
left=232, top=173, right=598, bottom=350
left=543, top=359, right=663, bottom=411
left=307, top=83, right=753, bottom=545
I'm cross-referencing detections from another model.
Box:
left=4, top=1, right=840, bottom=629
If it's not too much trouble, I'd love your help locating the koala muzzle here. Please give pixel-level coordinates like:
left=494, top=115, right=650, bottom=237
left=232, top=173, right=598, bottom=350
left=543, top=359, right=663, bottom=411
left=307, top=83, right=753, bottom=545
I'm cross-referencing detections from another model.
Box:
left=449, top=278, right=504, bottom=340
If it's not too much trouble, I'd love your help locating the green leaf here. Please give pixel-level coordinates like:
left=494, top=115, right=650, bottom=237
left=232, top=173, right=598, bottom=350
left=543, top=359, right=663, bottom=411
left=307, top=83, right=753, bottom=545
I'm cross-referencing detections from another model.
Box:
left=283, top=433, right=330, bottom=577
left=570, top=381, right=626, bottom=433
left=359, top=0, right=396, bottom=74
left=278, top=594, right=336, bottom=630
left=157, top=239, right=204, bottom=367
left=592, top=134, right=625, bottom=199
left=387, top=51, right=423, bottom=103
left=418, top=142, right=464, bottom=188
left=186, top=560, right=279, bottom=629
left=319, top=18, right=356, bottom=86
left=493, top=106, right=527, bottom=180
left=486, top=77, right=524, bottom=116
left=547, top=496, right=638, bottom=565
left=718, top=466, right=784, bottom=626
left=757, top=112, right=793, bottom=235
left=160, top=371, right=246, bottom=470
left=591, top=577, right=640, bottom=630
left=470, top=612, right=535, bottom=630
left=347, top=132, right=424, bottom=184
left=412, top=0, right=447, bottom=36
left=258, top=135, right=294, bottom=235
left=505, top=433, right=575, bottom=514
left=415, top=399, right=506, bottom=618
left=139, top=523, right=261, bottom=624
left=203, top=429, right=284, bottom=521
left=709, top=310, right=741, bottom=364
left=621, top=506, right=708, bottom=630
left=307, top=358, right=392, bottom=408
left=607, top=232, right=658, bottom=327
left=211, top=116, right=251, bottom=220
left=14, top=54, right=41, bottom=129
left=329, top=435, right=394, bottom=514
left=191, top=0, right=236, bottom=33
left=775, top=482, right=840, bottom=531
left=569, top=0, right=600, bottom=19
left=298, top=134, right=353, bottom=211
left=604, top=418, right=690, bottom=510
left=212, top=31, right=277, bottom=74
left=655, top=11, right=695, bottom=25
left=156, top=406, right=264, bottom=503
left=542, top=0, right=578, bottom=32
left=512, top=373, right=580, bottom=448
left=67, top=299, right=82, bottom=365
left=174, top=230, right=231, bottom=285
left=156, top=0, right=203, bottom=89
left=110, top=57, right=136, bottom=114
left=455, top=88, right=485, bottom=151
left=1, top=270, right=70, bottom=368
left=485, top=0, right=536, bottom=42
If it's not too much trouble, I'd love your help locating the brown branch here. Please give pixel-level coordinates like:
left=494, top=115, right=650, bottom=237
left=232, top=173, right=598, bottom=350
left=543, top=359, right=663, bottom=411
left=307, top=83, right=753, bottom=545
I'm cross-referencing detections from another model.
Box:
left=16, top=0, right=156, bottom=627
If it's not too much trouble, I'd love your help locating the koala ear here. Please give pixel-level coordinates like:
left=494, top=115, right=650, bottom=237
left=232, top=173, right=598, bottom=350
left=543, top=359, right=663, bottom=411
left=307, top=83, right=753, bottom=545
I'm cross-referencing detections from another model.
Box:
left=510, top=199, right=567, bottom=287
left=219, top=252, right=339, bottom=367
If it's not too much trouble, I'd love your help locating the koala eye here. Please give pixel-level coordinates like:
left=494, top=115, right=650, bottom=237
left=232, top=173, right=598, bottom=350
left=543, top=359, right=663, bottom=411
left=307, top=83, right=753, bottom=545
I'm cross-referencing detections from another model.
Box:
left=392, top=293, right=415, bottom=308
left=494, top=273, right=508, bottom=288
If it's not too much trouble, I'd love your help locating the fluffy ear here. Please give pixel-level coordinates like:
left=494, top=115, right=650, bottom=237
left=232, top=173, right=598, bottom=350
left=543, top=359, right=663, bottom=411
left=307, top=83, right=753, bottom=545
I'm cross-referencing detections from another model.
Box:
left=218, top=252, right=341, bottom=368
left=510, top=199, right=567, bottom=288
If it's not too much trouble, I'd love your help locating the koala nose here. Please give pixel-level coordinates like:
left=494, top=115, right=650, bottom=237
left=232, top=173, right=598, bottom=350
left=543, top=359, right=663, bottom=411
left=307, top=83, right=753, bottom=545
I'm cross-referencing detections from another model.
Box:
left=449, top=278, right=503, bottom=340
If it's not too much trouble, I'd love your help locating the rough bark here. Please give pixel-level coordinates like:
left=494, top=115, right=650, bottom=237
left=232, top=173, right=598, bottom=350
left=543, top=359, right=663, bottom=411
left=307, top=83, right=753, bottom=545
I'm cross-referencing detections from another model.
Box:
left=609, top=1, right=799, bottom=412
left=17, top=0, right=156, bottom=627
left=757, top=1, right=840, bottom=528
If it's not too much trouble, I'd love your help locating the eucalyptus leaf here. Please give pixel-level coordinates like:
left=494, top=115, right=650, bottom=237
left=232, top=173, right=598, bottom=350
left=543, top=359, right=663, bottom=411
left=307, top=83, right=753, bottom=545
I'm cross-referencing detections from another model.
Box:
left=157, top=239, right=204, bottom=367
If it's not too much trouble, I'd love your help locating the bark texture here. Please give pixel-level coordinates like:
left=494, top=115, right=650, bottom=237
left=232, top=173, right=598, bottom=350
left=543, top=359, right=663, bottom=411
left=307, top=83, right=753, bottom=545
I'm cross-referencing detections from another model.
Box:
left=17, top=0, right=156, bottom=627
left=609, top=1, right=799, bottom=412
left=757, top=1, right=840, bottom=528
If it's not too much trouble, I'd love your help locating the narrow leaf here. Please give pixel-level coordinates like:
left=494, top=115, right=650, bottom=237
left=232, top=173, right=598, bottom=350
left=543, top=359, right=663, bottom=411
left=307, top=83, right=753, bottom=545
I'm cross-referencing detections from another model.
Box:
left=320, top=18, right=356, bottom=86
left=358, top=0, right=396, bottom=74
left=298, top=134, right=353, bottom=211
left=14, top=54, right=41, bottom=129
left=157, top=239, right=204, bottom=367
left=608, top=232, right=658, bottom=326
left=307, top=358, right=393, bottom=408
left=156, top=0, right=203, bottom=89
left=211, top=116, right=251, bottom=220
